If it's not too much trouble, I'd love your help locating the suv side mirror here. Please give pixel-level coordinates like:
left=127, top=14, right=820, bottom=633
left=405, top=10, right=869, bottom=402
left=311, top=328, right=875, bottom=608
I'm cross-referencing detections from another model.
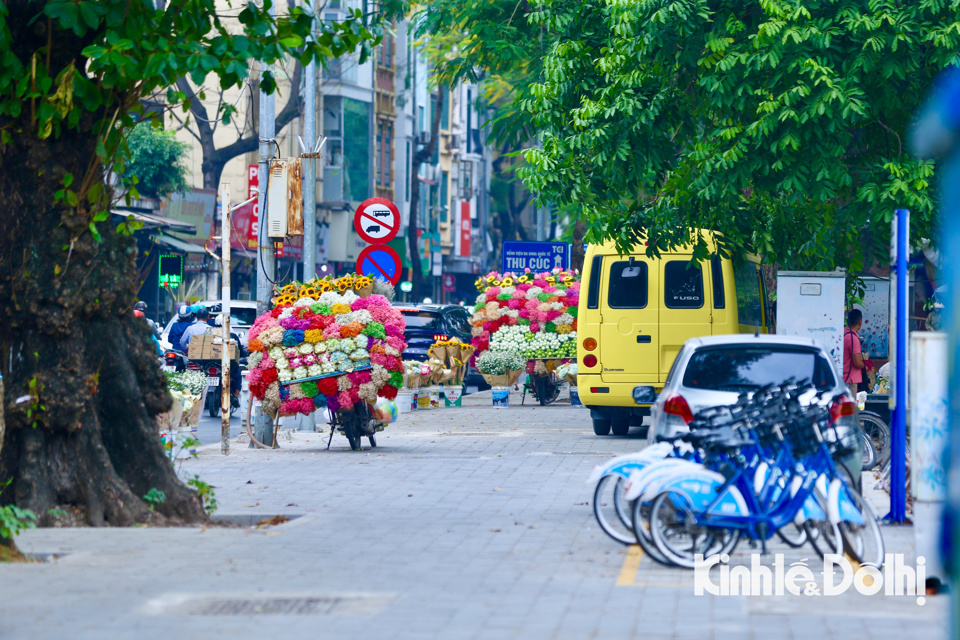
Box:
left=632, top=386, right=657, bottom=405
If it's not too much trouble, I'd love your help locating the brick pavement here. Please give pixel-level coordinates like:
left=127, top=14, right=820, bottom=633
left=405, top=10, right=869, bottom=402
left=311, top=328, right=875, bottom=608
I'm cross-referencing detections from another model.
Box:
left=2, top=389, right=948, bottom=639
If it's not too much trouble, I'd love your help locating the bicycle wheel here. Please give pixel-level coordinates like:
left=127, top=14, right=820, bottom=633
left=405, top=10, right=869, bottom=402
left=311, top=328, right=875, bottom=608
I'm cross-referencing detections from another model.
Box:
left=776, top=522, right=808, bottom=548
left=837, top=485, right=885, bottom=568
left=803, top=488, right=843, bottom=558
left=630, top=494, right=675, bottom=566
left=649, top=490, right=740, bottom=569
left=859, top=412, right=891, bottom=469
left=593, top=475, right=636, bottom=545
left=860, top=431, right=877, bottom=471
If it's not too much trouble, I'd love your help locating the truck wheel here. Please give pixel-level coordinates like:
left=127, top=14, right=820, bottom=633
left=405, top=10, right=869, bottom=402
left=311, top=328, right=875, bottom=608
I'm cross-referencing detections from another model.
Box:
left=593, top=417, right=611, bottom=436
left=612, top=421, right=629, bottom=436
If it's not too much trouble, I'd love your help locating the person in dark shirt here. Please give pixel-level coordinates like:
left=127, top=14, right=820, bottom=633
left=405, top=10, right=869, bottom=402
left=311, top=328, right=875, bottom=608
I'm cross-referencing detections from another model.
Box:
left=167, top=305, right=194, bottom=351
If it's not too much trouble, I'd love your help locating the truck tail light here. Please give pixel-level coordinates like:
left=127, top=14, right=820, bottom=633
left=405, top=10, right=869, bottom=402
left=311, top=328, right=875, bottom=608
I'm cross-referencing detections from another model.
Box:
left=433, top=334, right=448, bottom=341
left=583, top=354, right=598, bottom=368
left=662, top=393, right=694, bottom=425
left=583, top=338, right=597, bottom=351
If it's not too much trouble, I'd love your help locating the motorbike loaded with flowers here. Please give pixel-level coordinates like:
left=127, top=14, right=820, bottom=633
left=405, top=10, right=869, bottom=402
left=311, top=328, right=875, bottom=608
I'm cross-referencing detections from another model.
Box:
left=469, top=267, right=580, bottom=406
left=244, top=275, right=405, bottom=451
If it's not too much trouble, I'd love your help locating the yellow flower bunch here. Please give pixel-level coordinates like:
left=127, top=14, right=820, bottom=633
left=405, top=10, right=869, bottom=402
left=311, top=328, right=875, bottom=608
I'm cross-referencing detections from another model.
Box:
left=279, top=283, right=297, bottom=296
left=299, top=285, right=318, bottom=299
left=501, top=276, right=514, bottom=286
left=475, top=277, right=485, bottom=291
left=331, top=302, right=351, bottom=314
left=545, top=275, right=557, bottom=284
left=517, top=274, right=530, bottom=284
left=316, top=280, right=333, bottom=293
left=273, top=294, right=296, bottom=307
left=335, top=275, right=354, bottom=292
left=561, top=275, right=575, bottom=284
left=354, top=275, right=374, bottom=289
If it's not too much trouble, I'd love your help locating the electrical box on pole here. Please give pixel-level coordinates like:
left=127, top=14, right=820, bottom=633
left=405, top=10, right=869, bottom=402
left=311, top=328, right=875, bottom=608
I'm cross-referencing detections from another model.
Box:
left=267, top=158, right=303, bottom=239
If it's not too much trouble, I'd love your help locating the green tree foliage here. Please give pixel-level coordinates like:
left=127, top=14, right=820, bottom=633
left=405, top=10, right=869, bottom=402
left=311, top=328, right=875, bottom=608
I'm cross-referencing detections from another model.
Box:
left=519, top=0, right=959, bottom=270
left=0, top=0, right=400, bottom=528
left=122, top=122, right=188, bottom=200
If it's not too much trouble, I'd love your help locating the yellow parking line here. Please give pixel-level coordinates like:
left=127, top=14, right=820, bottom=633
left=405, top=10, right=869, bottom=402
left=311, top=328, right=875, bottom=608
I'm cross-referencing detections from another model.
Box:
left=616, top=545, right=644, bottom=585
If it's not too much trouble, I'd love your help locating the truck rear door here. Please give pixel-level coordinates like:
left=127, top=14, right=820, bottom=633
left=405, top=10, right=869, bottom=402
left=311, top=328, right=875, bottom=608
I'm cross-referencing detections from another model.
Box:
left=599, top=256, right=660, bottom=382
left=658, top=258, right=711, bottom=381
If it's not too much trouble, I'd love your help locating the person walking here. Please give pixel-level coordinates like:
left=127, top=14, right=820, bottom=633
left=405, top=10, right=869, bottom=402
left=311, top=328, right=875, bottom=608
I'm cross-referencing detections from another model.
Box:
left=843, top=309, right=869, bottom=394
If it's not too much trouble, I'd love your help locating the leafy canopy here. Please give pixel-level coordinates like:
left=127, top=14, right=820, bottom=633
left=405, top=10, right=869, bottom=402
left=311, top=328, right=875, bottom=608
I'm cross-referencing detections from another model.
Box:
left=0, top=0, right=401, bottom=240
left=122, top=122, right=189, bottom=200
left=519, top=0, right=960, bottom=270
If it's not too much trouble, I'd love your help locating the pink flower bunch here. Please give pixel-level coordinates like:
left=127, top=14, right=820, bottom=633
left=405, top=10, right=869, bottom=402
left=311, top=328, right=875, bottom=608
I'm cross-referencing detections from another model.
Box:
left=249, top=315, right=279, bottom=341
left=323, top=323, right=341, bottom=339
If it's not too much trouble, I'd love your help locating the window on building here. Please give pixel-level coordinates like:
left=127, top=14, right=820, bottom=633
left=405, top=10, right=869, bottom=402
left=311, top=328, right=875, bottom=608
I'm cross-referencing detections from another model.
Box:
left=343, top=98, right=370, bottom=201
left=376, top=123, right=383, bottom=186
left=418, top=105, right=425, bottom=134
left=466, top=88, right=473, bottom=153
left=385, top=125, right=392, bottom=187
left=459, top=160, right=472, bottom=199
left=440, top=86, right=449, bottom=129
left=440, top=171, right=448, bottom=223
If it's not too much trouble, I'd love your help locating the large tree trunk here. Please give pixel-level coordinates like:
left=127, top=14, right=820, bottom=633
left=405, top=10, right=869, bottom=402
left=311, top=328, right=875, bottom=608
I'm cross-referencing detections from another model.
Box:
left=0, top=9, right=206, bottom=527
left=571, top=218, right=586, bottom=273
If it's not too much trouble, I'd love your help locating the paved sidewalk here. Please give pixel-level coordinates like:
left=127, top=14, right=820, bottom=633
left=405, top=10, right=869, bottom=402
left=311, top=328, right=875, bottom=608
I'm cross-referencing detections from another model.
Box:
left=2, top=390, right=948, bottom=639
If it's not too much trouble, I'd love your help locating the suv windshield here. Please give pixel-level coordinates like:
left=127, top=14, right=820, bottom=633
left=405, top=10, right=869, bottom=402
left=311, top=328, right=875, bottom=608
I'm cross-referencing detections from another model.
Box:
left=399, top=310, right=442, bottom=330
left=682, top=346, right=836, bottom=392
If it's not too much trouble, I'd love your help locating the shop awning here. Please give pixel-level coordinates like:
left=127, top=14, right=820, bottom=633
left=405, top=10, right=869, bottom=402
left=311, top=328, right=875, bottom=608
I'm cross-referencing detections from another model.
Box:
left=154, top=234, right=206, bottom=254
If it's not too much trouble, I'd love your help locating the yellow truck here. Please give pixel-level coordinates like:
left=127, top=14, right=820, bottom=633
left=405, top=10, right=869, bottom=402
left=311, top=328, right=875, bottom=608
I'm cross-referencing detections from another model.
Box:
left=577, top=234, right=767, bottom=435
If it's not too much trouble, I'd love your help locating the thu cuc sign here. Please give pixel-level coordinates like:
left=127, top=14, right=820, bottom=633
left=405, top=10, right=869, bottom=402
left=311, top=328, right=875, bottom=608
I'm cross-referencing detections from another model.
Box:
left=502, top=241, right=570, bottom=274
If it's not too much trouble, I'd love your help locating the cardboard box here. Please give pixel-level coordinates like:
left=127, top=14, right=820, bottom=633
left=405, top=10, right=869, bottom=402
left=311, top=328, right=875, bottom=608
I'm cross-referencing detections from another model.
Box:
left=187, top=333, right=238, bottom=361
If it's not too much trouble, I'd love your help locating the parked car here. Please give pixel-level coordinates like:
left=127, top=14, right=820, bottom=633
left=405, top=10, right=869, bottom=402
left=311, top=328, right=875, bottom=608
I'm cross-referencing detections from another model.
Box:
left=577, top=230, right=769, bottom=436
left=392, top=302, right=488, bottom=392
left=160, top=300, right=259, bottom=349
left=639, top=334, right=863, bottom=483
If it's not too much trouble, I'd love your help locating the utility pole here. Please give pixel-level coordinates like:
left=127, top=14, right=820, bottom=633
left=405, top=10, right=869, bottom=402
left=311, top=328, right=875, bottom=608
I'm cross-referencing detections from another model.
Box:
left=300, top=0, right=318, bottom=434
left=253, top=1, right=277, bottom=448
left=219, top=184, right=232, bottom=455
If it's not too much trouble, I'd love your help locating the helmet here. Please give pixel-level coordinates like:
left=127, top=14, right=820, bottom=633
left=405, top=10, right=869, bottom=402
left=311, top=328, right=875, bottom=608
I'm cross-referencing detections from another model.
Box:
left=214, top=314, right=224, bottom=327
left=133, top=301, right=147, bottom=312
left=194, top=304, right=209, bottom=318
left=178, top=304, right=192, bottom=319
left=189, top=304, right=201, bottom=314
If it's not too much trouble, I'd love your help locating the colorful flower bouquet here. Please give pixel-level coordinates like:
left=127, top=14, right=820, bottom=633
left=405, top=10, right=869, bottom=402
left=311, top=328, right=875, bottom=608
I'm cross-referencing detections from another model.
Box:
left=469, top=267, right=579, bottom=359
left=246, top=287, right=407, bottom=418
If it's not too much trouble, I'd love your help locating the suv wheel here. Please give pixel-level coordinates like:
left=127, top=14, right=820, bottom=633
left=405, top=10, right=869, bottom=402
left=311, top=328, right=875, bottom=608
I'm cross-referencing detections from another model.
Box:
left=612, top=420, right=629, bottom=436
left=592, top=417, right=611, bottom=436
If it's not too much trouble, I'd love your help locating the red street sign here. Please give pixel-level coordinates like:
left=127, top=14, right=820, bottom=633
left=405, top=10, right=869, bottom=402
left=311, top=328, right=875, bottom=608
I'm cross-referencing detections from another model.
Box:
left=458, top=201, right=471, bottom=257
left=246, top=164, right=260, bottom=249
left=354, top=197, right=399, bottom=244
left=443, top=274, right=456, bottom=293
left=356, top=244, right=402, bottom=285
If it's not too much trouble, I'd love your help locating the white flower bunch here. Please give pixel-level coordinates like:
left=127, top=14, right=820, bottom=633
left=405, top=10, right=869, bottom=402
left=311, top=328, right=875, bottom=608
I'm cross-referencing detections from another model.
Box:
left=525, top=287, right=543, bottom=299
left=164, top=369, right=207, bottom=396
left=489, top=325, right=528, bottom=353
left=339, top=290, right=359, bottom=305
left=293, top=366, right=308, bottom=379
left=278, top=307, right=295, bottom=320
left=556, top=313, right=574, bottom=326
left=307, top=364, right=323, bottom=377
left=476, top=350, right=526, bottom=375
left=314, top=342, right=328, bottom=353
left=501, top=308, right=520, bottom=319
left=276, top=357, right=290, bottom=371
left=318, top=291, right=344, bottom=306
left=339, top=337, right=356, bottom=352
left=278, top=369, right=293, bottom=382
left=550, top=302, right=564, bottom=311
left=475, top=292, right=487, bottom=307
left=499, top=286, right=516, bottom=296
left=298, top=343, right=314, bottom=354
left=294, top=296, right=315, bottom=307
left=269, top=346, right=284, bottom=360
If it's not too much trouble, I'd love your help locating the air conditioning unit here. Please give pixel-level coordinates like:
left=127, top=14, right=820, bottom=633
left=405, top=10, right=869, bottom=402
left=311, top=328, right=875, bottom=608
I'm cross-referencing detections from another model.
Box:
left=267, top=158, right=303, bottom=239
left=417, top=131, right=431, bottom=146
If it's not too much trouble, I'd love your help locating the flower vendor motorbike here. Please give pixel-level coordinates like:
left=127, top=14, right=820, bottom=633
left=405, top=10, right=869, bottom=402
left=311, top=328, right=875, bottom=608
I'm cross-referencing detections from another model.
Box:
left=327, top=401, right=380, bottom=451
left=522, top=359, right=562, bottom=406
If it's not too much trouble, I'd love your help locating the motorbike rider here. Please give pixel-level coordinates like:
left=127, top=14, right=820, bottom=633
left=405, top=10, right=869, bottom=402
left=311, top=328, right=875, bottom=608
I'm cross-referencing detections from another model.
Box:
left=134, top=309, right=164, bottom=355
left=167, top=305, right=194, bottom=351
left=179, top=305, right=211, bottom=352
left=133, top=301, right=161, bottom=339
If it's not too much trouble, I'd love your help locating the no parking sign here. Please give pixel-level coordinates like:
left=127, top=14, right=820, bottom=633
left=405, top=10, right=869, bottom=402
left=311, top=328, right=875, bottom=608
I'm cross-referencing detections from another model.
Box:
left=356, top=244, right=402, bottom=285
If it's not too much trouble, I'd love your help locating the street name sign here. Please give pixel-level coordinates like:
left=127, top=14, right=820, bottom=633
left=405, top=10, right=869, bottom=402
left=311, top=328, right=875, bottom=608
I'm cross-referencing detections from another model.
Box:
left=502, top=241, right=570, bottom=273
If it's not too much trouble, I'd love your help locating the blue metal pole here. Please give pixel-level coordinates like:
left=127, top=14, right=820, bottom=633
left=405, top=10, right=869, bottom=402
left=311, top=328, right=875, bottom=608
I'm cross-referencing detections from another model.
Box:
left=890, top=208, right=909, bottom=523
